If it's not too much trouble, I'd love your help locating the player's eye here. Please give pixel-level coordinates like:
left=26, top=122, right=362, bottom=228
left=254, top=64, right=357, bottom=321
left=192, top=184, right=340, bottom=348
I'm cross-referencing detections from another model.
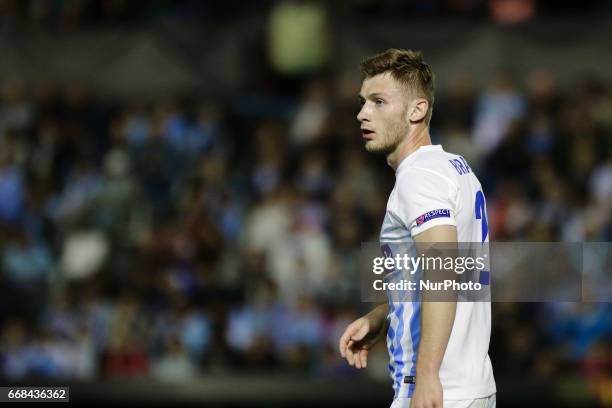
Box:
left=358, top=98, right=365, bottom=106
left=375, top=99, right=385, bottom=106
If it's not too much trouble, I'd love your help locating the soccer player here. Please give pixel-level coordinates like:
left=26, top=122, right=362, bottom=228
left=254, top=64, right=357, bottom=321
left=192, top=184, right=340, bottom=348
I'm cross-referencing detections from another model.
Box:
left=338, top=49, right=497, bottom=408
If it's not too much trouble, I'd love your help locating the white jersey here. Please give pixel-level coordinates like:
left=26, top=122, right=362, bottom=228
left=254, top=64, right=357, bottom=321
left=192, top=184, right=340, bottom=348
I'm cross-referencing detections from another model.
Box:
left=380, top=144, right=496, bottom=401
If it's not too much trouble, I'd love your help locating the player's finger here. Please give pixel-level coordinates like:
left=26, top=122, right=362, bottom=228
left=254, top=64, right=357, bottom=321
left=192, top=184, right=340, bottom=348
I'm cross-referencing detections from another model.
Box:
left=349, top=340, right=365, bottom=369
left=353, top=347, right=363, bottom=369
left=351, top=343, right=362, bottom=369
left=346, top=340, right=356, bottom=366
left=359, top=348, right=368, bottom=368
left=346, top=348, right=355, bottom=366
left=339, top=324, right=357, bottom=358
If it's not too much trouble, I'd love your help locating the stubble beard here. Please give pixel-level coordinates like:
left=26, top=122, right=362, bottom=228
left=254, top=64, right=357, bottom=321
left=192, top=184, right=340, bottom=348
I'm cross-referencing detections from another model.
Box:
left=365, top=119, right=410, bottom=156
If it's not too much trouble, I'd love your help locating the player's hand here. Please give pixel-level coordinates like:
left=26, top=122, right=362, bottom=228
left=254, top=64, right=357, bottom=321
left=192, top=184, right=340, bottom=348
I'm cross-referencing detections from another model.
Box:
left=409, top=373, right=443, bottom=408
left=338, top=312, right=386, bottom=369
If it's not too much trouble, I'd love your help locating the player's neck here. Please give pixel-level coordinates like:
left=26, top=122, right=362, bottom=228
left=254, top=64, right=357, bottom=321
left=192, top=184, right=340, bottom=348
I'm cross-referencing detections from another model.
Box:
left=386, top=125, right=432, bottom=171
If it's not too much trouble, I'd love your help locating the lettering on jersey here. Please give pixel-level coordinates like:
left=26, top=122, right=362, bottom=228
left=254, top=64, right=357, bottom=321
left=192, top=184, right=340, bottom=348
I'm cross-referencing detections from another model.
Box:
left=415, top=209, right=451, bottom=226
left=449, top=156, right=471, bottom=175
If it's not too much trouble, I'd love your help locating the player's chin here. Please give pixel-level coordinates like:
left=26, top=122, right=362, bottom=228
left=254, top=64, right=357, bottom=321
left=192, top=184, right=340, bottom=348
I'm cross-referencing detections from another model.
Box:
left=364, top=139, right=378, bottom=152
left=365, top=140, right=389, bottom=154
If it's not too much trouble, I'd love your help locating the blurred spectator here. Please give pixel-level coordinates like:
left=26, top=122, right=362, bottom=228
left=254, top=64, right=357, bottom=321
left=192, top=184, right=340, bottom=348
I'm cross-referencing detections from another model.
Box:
left=473, top=72, right=526, bottom=156
left=152, top=336, right=198, bottom=382
left=2, top=226, right=52, bottom=286
left=0, top=79, right=33, bottom=134
left=0, top=145, right=25, bottom=225
left=290, top=80, right=331, bottom=147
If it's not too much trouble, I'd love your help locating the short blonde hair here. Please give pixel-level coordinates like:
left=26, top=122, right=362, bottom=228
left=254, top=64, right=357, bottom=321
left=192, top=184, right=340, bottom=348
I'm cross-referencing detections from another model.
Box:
left=360, top=48, right=435, bottom=125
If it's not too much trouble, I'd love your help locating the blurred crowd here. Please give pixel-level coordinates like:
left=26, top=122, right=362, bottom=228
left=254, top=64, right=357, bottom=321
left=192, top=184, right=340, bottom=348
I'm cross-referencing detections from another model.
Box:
left=0, top=3, right=611, bottom=406
left=1, top=65, right=610, bottom=387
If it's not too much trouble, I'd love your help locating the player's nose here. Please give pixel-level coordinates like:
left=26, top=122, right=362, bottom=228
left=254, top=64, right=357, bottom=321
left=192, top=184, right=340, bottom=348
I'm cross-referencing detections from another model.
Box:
left=357, top=106, right=369, bottom=123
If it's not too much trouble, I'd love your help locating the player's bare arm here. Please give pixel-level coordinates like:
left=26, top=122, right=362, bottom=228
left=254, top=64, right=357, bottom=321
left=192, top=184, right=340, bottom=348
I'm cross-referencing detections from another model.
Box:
left=339, top=303, right=390, bottom=369
left=410, top=225, right=458, bottom=408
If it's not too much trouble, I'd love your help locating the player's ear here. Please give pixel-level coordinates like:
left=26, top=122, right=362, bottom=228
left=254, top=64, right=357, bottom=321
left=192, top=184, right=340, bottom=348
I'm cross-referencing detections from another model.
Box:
left=409, top=98, right=428, bottom=123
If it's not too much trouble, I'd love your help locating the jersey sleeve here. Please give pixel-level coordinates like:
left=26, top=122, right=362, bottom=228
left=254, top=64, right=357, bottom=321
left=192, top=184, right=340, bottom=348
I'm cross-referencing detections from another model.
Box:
left=396, top=167, right=459, bottom=237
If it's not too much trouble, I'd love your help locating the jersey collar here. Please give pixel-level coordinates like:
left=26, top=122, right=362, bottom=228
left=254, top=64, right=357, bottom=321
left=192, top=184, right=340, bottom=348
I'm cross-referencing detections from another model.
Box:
left=395, top=144, right=444, bottom=176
